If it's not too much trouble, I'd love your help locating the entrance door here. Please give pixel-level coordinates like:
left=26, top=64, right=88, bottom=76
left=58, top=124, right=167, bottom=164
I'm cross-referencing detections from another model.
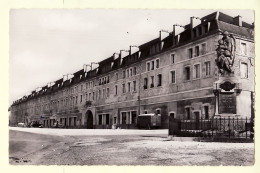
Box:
left=194, top=111, right=200, bottom=130
left=168, top=112, right=176, bottom=135
left=85, top=110, right=94, bottom=129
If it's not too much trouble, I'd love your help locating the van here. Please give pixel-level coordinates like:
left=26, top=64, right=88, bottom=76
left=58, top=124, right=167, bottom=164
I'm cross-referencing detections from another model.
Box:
left=137, top=113, right=161, bottom=129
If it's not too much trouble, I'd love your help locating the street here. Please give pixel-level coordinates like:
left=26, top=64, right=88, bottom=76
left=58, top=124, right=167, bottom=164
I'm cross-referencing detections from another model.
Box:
left=9, top=127, right=254, bottom=165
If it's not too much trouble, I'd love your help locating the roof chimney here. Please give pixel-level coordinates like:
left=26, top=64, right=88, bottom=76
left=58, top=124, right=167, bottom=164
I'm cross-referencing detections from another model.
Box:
left=190, top=17, right=194, bottom=39
left=172, top=25, right=176, bottom=37
left=234, top=15, right=242, bottom=27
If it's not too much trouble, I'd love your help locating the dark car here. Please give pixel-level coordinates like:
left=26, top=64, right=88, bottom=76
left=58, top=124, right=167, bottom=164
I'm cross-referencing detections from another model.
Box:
left=137, top=113, right=161, bottom=129
left=30, top=121, right=43, bottom=128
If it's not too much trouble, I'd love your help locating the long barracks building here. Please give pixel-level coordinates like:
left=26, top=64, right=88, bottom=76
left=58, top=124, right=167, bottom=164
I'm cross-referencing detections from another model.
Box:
left=10, top=12, right=255, bottom=129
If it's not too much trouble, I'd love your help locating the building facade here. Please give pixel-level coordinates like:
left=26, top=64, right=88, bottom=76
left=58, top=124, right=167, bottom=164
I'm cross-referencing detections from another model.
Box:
left=10, top=12, right=255, bottom=129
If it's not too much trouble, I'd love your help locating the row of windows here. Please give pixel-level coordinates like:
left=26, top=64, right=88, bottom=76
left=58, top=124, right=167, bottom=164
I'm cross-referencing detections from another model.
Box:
left=185, top=105, right=210, bottom=120
left=184, top=61, right=211, bottom=81
left=122, top=66, right=137, bottom=79
left=144, top=74, right=162, bottom=89
left=192, top=23, right=209, bottom=38
left=119, top=80, right=137, bottom=94
left=146, top=59, right=160, bottom=71
left=188, top=43, right=206, bottom=59
left=99, top=76, right=110, bottom=85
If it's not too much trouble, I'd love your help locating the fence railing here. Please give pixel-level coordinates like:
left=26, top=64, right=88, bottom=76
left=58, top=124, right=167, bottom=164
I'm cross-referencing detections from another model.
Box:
left=169, top=117, right=254, bottom=139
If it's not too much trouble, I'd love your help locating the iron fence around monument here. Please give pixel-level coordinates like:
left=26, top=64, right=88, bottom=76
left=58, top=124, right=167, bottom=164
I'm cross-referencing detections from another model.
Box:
left=169, top=117, right=254, bottom=139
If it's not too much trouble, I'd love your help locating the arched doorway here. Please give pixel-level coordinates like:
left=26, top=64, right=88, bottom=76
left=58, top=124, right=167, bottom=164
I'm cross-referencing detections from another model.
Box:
left=85, top=110, right=94, bottom=129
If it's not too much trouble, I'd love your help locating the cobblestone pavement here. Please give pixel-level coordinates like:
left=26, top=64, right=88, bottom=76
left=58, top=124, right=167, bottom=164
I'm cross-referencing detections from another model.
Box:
left=9, top=127, right=254, bottom=166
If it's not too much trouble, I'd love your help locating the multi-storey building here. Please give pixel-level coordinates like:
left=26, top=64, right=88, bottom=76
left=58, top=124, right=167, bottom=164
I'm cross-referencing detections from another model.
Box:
left=10, top=11, right=254, bottom=129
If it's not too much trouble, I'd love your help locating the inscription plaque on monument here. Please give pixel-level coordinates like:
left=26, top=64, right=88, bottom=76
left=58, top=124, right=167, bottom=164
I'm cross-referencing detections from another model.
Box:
left=219, top=92, right=236, bottom=114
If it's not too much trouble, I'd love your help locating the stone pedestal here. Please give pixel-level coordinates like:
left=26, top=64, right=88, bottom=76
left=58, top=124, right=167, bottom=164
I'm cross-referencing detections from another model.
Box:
left=213, top=75, right=242, bottom=118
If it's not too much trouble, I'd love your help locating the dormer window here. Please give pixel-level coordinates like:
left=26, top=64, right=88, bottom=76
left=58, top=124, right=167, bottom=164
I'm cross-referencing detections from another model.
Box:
left=198, top=27, right=202, bottom=36
left=204, top=23, right=209, bottom=33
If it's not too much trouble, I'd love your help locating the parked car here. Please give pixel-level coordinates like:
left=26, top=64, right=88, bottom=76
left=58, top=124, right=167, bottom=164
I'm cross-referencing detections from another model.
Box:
left=137, top=113, right=161, bottom=129
left=29, top=121, right=43, bottom=128
left=17, top=122, right=25, bottom=127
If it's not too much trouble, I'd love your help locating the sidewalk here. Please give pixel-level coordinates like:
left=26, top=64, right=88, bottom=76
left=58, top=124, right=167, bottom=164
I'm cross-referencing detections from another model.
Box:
left=9, top=127, right=168, bottom=136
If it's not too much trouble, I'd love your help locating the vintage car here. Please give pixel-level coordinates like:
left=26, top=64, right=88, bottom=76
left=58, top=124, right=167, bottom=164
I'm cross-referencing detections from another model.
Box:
left=29, top=121, right=43, bottom=128
left=137, top=113, right=161, bottom=129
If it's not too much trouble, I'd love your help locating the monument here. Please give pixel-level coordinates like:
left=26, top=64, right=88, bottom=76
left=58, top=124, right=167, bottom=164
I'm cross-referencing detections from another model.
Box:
left=213, top=31, right=253, bottom=119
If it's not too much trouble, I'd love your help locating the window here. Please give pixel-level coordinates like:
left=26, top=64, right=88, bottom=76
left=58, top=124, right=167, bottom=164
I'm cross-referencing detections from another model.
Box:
left=131, top=111, right=137, bottom=124
left=80, top=95, right=82, bottom=103
left=98, top=115, right=102, bottom=125
left=198, top=27, right=202, bottom=36
left=127, top=69, right=129, bottom=77
left=98, top=90, right=101, bottom=99
left=193, top=29, right=196, bottom=38
left=81, top=85, right=83, bottom=91
left=204, top=23, right=208, bottom=33
left=157, top=74, right=162, bottom=87
left=132, top=81, right=136, bottom=92
left=75, top=96, right=78, bottom=104
left=241, top=43, right=247, bottom=55
left=193, top=64, right=200, bottom=79
left=130, top=68, right=132, bottom=76
left=133, top=67, right=137, bottom=75
left=106, top=114, right=110, bottom=125
left=171, top=71, right=176, bottom=84
left=116, top=73, right=118, bottom=80
left=201, top=43, right=206, bottom=55
left=204, top=106, right=209, bottom=119
left=121, top=112, right=126, bottom=124
left=144, top=78, right=148, bottom=89
left=171, top=54, right=175, bottom=64
left=122, top=84, right=126, bottom=93
left=103, top=88, right=105, bottom=98
left=147, top=62, right=150, bottom=71
left=156, top=109, right=161, bottom=115
left=169, top=112, right=175, bottom=118
left=127, top=82, right=131, bottom=92
left=123, top=70, right=126, bottom=78
left=205, top=61, right=211, bottom=76
left=107, top=76, right=110, bottom=83
left=150, top=76, right=154, bottom=88
left=195, top=46, right=200, bottom=57
left=151, top=61, right=154, bottom=70
left=115, top=85, right=118, bottom=95
left=185, top=107, right=191, bottom=120
left=241, top=62, right=248, bottom=78
left=106, top=88, right=109, bottom=98
left=114, top=117, right=117, bottom=124
left=184, top=66, right=191, bottom=80
left=156, top=59, right=160, bottom=68
left=188, top=48, right=193, bottom=58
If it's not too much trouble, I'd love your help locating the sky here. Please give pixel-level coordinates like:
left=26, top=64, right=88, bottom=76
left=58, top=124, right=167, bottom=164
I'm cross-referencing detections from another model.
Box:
left=9, top=9, right=254, bottom=105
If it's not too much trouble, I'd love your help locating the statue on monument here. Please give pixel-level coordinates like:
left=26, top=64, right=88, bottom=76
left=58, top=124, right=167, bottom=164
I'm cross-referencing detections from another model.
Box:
left=216, top=31, right=236, bottom=74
